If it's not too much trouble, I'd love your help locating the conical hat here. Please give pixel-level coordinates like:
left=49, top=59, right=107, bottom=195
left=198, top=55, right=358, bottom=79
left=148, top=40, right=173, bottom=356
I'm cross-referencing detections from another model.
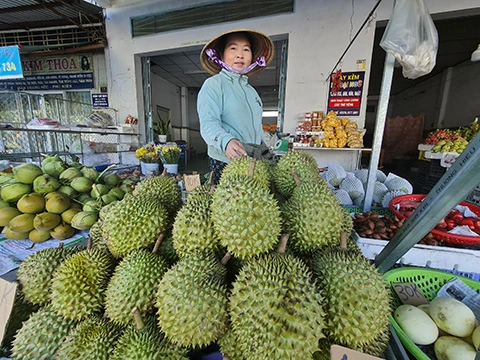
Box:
left=200, top=28, right=274, bottom=77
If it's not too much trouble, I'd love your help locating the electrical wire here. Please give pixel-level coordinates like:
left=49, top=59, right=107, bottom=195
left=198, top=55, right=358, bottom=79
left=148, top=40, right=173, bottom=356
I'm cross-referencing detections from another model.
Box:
left=325, top=0, right=384, bottom=81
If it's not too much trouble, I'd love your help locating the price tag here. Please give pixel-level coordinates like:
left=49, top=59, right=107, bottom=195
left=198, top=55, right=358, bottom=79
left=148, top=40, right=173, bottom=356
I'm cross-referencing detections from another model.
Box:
left=331, top=345, right=382, bottom=359
left=392, top=282, right=429, bottom=306
left=184, top=174, right=201, bottom=191
left=0, top=45, right=23, bottom=79
left=0, top=278, right=17, bottom=344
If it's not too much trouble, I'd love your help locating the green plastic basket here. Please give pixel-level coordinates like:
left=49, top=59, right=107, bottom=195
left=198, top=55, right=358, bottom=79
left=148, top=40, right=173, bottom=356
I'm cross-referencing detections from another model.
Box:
left=383, top=267, right=480, bottom=360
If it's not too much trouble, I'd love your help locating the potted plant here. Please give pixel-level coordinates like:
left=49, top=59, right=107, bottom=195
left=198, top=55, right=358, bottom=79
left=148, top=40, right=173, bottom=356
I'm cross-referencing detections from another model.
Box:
left=135, top=142, right=162, bottom=175
left=158, top=143, right=181, bottom=174
left=155, top=111, right=170, bottom=143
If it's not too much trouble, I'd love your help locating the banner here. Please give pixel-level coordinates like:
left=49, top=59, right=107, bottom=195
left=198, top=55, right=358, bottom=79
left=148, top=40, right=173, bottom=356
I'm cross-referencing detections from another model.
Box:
left=0, top=54, right=94, bottom=90
left=327, top=71, right=364, bottom=116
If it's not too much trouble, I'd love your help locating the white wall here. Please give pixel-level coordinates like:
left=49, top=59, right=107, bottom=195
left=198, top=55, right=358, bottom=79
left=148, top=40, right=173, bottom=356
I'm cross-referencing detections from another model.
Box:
left=103, top=0, right=480, bottom=146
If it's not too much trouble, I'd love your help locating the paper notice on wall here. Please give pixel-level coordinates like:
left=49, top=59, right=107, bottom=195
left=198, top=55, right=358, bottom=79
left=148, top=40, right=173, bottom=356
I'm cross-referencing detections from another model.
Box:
left=436, top=277, right=480, bottom=323
left=0, top=230, right=88, bottom=276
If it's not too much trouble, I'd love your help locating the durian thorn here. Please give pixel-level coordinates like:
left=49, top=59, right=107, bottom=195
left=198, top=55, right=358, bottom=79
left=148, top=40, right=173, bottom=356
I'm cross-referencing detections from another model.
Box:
left=131, top=307, right=145, bottom=330
left=152, top=233, right=165, bottom=254
left=220, top=251, right=232, bottom=266
left=87, top=236, right=93, bottom=250
left=277, top=233, right=289, bottom=254
left=340, top=231, right=348, bottom=250
left=291, top=169, right=301, bottom=185
left=57, top=242, right=64, bottom=249
left=248, top=160, right=256, bottom=178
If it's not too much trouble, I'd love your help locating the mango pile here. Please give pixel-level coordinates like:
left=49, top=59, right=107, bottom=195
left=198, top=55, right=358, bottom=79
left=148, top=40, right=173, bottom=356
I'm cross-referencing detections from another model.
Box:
left=0, top=156, right=135, bottom=242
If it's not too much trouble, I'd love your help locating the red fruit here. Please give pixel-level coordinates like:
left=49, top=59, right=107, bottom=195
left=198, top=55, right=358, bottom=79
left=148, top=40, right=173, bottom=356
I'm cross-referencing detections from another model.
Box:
left=446, top=219, right=456, bottom=230
left=459, top=218, right=475, bottom=230
left=474, top=219, right=480, bottom=230
left=435, top=218, right=447, bottom=230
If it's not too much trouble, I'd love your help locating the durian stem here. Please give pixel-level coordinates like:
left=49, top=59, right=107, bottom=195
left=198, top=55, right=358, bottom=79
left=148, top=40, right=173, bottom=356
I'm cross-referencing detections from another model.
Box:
left=58, top=242, right=64, bottom=249
left=131, top=307, right=145, bottom=331
left=340, top=231, right=348, bottom=250
left=208, top=171, right=214, bottom=185
left=161, top=168, right=168, bottom=176
left=91, top=183, right=100, bottom=199
left=220, top=251, right=232, bottom=266
left=277, top=233, right=289, bottom=254
left=248, top=161, right=256, bottom=177
left=291, top=169, right=301, bottom=185
left=152, top=233, right=165, bottom=254
left=87, top=236, right=93, bottom=250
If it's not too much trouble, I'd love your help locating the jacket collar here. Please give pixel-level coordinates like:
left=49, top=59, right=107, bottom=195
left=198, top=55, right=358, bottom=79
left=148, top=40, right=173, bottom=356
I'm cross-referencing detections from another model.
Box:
left=220, top=68, right=249, bottom=84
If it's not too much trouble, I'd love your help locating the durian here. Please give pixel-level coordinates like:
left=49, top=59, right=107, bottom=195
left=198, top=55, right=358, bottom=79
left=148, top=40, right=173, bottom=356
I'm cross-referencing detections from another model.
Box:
left=273, top=150, right=319, bottom=197
left=172, top=184, right=219, bottom=257
left=220, top=157, right=273, bottom=189
left=50, top=248, right=116, bottom=320
left=228, top=237, right=326, bottom=359
left=310, top=236, right=391, bottom=350
left=16, top=246, right=83, bottom=306
left=132, top=175, right=182, bottom=217
left=156, top=251, right=229, bottom=348
left=11, top=306, right=77, bottom=360
left=211, top=174, right=281, bottom=259
left=105, top=249, right=169, bottom=326
left=103, top=193, right=169, bottom=258
left=55, top=316, right=123, bottom=360
left=282, top=176, right=344, bottom=252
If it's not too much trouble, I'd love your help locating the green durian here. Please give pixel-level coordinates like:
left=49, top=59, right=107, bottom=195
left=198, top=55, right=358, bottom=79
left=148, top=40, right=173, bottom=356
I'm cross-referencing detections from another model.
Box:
left=105, top=250, right=168, bottom=326
left=132, top=175, right=182, bottom=217
left=220, top=157, right=273, bottom=189
left=211, top=174, right=281, bottom=259
left=50, top=248, right=116, bottom=320
left=156, top=251, right=229, bottom=348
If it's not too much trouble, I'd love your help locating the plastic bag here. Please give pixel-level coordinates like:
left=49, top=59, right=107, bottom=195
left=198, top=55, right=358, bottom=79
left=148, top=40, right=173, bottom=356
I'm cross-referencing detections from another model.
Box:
left=380, top=0, right=438, bottom=79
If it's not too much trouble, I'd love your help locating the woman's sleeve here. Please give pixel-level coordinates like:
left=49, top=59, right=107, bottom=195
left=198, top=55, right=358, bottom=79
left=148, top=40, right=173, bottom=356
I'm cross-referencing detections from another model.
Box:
left=197, top=80, right=235, bottom=153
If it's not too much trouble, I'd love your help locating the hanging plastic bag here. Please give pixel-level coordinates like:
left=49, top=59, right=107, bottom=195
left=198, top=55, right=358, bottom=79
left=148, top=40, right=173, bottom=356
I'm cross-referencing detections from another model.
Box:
left=379, top=0, right=438, bottom=79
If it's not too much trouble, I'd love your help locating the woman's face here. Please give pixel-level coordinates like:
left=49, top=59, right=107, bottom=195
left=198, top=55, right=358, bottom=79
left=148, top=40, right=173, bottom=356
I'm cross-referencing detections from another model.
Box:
left=222, top=33, right=252, bottom=72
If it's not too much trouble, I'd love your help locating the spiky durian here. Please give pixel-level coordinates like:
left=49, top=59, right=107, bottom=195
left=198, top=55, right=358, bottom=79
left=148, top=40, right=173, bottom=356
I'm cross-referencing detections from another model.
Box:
left=132, top=175, right=182, bottom=217
left=88, top=219, right=109, bottom=253
left=220, top=157, right=273, bottom=189
left=310, top=243, right=391, bottom=350
left=273, top=150, right=319, bottom=197
left=55, top=316, right=123, bottom=360
left=103, top=193, right=169, bottom=258
left=16, top=246, right=84, bottom=305
left=11, top=306, right=77, bottom=360
left=282, top=178, right=344, bottom=252
left=172, top=184, right=220, bottom=257
left=156, top=233, right=179, bottom=267
left=156, top=251, right=229, bottom=348
left=217, top=326, right=244, bottom=360
left=50, top=248, right=116, bottom=320
left=228, top=249, right=326, bottom=359
left=110, top=315, right=164, bottom=360
left=105, top=250, right=169, bottom=326
left=211, top=174, right=281, bottom=259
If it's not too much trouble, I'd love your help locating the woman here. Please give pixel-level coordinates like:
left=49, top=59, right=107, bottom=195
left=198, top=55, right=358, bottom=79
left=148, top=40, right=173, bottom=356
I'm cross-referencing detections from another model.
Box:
left=197, top=29, right=274, bottom=184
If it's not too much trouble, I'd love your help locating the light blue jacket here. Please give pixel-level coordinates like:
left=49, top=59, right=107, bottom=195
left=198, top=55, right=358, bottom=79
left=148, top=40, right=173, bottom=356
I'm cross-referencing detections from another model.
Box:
left=197, top=69, right=265, bottom=163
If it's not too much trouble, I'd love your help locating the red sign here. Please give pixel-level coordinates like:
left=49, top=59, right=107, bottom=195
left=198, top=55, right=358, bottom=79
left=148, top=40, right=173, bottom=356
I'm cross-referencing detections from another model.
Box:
left=327, top=71, right=364, bottom=116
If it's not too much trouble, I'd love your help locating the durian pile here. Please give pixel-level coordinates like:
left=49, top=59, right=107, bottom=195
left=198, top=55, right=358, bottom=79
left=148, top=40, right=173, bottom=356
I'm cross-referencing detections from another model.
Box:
left=3, top=151, right=393, bottom=360
left=321, top=163, right=414, bottom=208
left=320, top=111, right=365, bottom=148
left=0, top=155, right=135, bottom=242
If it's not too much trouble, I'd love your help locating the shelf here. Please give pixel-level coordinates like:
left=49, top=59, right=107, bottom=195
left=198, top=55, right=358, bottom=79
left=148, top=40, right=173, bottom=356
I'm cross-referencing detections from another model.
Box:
left=293, top=146, right=371, bottom=151
left=1, top=126, right=139, bottom=136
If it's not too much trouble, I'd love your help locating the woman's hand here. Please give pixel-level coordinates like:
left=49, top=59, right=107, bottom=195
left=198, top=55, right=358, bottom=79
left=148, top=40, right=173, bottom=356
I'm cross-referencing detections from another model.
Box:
left=225, top=139, right=247, bottom=160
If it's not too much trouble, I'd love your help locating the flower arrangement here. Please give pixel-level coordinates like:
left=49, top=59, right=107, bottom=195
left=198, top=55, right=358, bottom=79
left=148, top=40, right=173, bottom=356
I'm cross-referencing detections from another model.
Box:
left=135, top=142, right=161, bottom=163
left=158, top=143, right=181, bottom=164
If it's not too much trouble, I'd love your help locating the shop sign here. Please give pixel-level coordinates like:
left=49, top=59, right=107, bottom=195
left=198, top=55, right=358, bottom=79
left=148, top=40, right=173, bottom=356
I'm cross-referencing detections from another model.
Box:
left=0, top=54, right=94, bottom=90
left=92, top=93, right=109, bottom=108
left=0, top=46, right=23, bottom=79
left=327, top=71, right=364, bottom=116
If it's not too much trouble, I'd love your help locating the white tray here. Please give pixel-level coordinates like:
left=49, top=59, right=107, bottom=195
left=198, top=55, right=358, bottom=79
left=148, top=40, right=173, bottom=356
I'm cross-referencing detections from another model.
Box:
left=353, top=231, right=480, bottom=273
